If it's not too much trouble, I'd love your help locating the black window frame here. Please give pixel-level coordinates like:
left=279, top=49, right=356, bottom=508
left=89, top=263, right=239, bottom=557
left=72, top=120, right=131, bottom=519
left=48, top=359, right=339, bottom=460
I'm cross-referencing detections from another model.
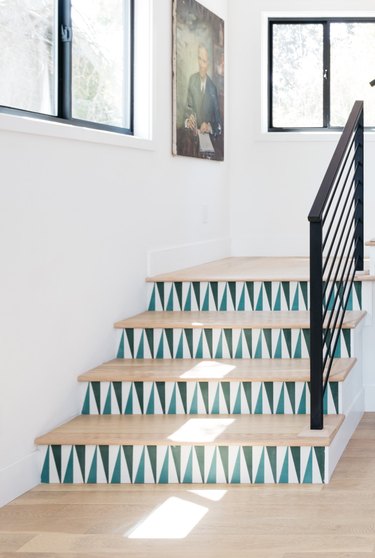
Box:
left=268, top=17, right=375, bottom=132
left=0, top=0, right=135, bottom=136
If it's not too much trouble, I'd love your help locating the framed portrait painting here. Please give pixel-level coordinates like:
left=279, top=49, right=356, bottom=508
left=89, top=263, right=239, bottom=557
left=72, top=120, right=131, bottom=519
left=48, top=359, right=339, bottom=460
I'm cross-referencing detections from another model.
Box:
left=172, top=0, right=224, bottom=161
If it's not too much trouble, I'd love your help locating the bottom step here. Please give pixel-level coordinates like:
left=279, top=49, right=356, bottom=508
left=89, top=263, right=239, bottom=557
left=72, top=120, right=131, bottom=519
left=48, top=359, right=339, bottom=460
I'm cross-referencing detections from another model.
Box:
left=36, top=414, right=343, bottom=485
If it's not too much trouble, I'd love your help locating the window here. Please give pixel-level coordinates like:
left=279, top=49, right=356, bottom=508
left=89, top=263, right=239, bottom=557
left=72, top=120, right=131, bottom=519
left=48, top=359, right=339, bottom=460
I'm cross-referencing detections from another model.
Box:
left=0, top=0, right=134, bottom=135
left=269, top=18, right=375, bottom=131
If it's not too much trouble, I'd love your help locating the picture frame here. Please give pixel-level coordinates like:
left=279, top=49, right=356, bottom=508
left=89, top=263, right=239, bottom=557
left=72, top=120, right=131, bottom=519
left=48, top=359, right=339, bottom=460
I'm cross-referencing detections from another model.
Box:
left=172, top=0, right=224, bottom=161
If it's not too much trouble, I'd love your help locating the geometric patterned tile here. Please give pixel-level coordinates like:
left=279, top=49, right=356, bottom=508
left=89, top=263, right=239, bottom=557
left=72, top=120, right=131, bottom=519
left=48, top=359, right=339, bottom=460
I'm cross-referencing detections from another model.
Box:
left=40, top=444, right=327, bottom=484
left=82, top=380, right=340, bottom=415
left=116, top=327, right=352, bottom=359
left=147, top=281, right=362, bottom=312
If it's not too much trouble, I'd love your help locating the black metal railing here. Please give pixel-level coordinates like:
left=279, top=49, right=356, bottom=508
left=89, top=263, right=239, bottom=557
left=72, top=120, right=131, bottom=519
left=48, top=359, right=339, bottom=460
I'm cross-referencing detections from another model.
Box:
left=309, top=101, right=364, bottom=430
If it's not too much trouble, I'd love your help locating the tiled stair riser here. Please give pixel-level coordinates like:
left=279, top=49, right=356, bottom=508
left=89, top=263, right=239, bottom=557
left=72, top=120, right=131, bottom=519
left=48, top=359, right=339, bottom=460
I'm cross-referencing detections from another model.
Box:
left=117, top=327, right=352, bottom=360
left=81, top=380, right=340, bottom=415
left=147, top=281, right=362, bottom=312
left=40, top=443, right=326, bottom=484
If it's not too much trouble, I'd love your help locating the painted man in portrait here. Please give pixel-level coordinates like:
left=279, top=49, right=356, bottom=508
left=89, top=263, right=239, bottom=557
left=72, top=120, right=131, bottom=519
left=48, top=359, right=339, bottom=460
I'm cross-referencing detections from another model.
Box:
left=184, top=44, right=222, bottom=138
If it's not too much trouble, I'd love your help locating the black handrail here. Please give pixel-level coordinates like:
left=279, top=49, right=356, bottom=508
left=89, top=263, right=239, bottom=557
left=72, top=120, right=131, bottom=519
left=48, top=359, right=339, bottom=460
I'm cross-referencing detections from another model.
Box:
left=309, top=101, right=364, bottom=430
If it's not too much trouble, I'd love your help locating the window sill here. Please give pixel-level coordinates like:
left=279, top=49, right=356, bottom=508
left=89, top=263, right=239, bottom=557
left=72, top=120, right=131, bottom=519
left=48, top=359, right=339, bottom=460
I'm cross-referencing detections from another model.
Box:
left=257, top=131, right=375, bottom=143
left=0, top=112, right=154, bottom=151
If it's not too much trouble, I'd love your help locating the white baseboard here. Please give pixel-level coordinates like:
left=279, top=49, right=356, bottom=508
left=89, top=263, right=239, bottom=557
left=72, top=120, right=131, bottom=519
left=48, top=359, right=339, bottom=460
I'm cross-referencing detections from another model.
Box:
left=327, top=388, right=365, bottom=482
left=147, top=237, right=231, bottom=277
left=0, top=451, right=40, bottom=507
left=364, top=385, right=375, bottom=410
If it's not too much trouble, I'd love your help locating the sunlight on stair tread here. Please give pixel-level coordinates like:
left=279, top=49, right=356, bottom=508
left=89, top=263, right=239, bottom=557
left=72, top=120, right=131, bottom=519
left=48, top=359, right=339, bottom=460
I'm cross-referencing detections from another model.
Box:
left=168, top=418, right=235, bottom=443
left=127, top=497, right=208, bottom=539
left=180, top=361, right=235, bottom=379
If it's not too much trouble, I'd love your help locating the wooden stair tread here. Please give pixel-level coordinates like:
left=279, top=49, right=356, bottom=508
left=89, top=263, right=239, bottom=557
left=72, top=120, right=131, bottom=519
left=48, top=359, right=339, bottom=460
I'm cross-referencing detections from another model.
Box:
left=78, top=357, right=356, bottom=383
left=35, top=414, right=344, bottom=447
left=146, top=256, right=373, bottom=282
left=114, top=310, right=366, bottom=330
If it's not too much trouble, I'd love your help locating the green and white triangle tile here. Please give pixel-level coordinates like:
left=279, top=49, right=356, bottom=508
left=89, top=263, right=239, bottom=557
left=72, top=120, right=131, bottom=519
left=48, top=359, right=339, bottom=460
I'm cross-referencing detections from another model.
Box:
left=241, top=282, right=252, bottom=311
left=227, top=382, right=242, bottom=414
left=156, top=446, right=169, bottom=483
left=110, top=447, right=122, bottom=483
left=274, top=382, right=284, bottom=414
left=196, top=382, right=210, bottom=414
left=161, top=329, right=173, bottom=359
left=264, top=447, right=277, bottom=483
left=270, top=282, right=279, bottom=311
left=82, top=384, right=98, bottom=414
left=145, top=446, right=158, bottom=483
left=276, top=446, right=288, bottom=483
left=152, top=382, right=165, bottom=415
left=122, top=330, right=133, bottom=358
left=142, top=445, right=155, bottom=483
left=101, top=384, right=112, bottom=414
left=284, top=383, right=296, bottom=414
left=241, top=447, right=254, bottom=483
left=253, top=282, right=262, bottom=311
left=133, top=446, right=145, bottom=483
left=325, top=383, right=339, bottom=415
left=122, top=382, right=134, bottom=414
left=142, top=382, right=153, bottom=415
left=250, top=382, right=261, bottom=414
left=107, top=445, right=120, bottom=483
left=192, top=329, right=201, bottom=359
left=168, top=283, right=181, bottom=312
left=182, top=283, right=191, bottom=311
left=147, top=284, right=156, bottom=311
left=203, top=282, right=217, bottom=311
left=186, top=382, right=199, bottom=414
left=61, top=445, right=73, bottom=483
left=180, top=447, right=200, bottom=483
left=289, top=282, right=298, bottom=311
left=73, top=446, right=85, bottom=483
left=172, top=328, right=182, bottom=358
left=98, top=446, right=110, bottom=483
left=253, top=446, right=265, bottom=483
left=227, top=446, right=240, bottom=483
left=301, top=447, right=313, bottom=483
left=261, top=283, right=272, bottom=311
left=287, top=448, right=301, bottom=484
left=208, top=381, right=218, bottom=414
left=217, top=282, right=226, bottom=311
left=293, top=382, right=305, bottom=415
left=205, top=446, right=216, bottom=483
left=85, top=445, right=97, bottom=483
left=40, top=447, right=53, bottom=484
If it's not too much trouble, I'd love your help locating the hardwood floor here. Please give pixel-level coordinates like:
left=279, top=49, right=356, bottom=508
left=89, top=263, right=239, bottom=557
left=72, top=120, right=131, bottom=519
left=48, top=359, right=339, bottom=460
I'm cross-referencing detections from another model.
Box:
left=2, top=413, right=375, bottom=558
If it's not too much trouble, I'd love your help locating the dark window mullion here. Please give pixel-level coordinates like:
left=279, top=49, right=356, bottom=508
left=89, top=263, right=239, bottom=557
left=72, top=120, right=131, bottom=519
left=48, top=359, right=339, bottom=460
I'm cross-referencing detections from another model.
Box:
left=129, top=0, right=135, bottom=134
left=58, top=0, right=72, bottom=120
left=268, top=21, right=274, bottom=129
left=323, top=21, right=330, bottom=128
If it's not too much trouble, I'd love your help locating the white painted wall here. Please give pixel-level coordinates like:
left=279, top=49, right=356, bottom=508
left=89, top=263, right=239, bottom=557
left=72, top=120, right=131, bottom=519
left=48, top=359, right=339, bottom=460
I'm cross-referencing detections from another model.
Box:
left=0, top=0, right=229, bottom=506
left=229, top=0, right=375, bottom=256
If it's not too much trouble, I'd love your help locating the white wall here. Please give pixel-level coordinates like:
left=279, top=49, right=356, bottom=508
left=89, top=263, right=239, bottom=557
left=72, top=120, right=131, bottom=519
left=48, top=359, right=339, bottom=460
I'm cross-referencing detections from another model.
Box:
left=0, top=0, right=229, bottom=506
left=229, top=0, right=375, bottom=256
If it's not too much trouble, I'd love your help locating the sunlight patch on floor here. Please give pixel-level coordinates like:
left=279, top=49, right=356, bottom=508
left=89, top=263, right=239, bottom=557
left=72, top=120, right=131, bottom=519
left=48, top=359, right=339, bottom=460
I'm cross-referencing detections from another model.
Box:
left=188, top=489, right=227, bottom=502
left=127, top=497, right=208, bottom=539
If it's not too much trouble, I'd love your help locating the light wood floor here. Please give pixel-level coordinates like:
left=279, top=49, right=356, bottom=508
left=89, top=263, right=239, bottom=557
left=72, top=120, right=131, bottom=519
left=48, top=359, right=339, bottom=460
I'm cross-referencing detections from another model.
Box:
left=2, top=413, right=375, bottom=557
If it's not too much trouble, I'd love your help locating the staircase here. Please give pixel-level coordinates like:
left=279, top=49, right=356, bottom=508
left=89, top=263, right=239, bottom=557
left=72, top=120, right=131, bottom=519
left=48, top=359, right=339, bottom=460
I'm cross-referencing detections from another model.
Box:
left=35, top=257, right=366, bottom=485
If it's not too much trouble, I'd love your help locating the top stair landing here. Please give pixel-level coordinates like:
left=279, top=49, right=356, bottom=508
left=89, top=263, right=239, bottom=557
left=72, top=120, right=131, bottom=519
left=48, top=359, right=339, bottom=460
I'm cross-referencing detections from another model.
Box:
left=146, top=258, right=369, bottom=313
left=146, top=257, right=373, bottom=283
